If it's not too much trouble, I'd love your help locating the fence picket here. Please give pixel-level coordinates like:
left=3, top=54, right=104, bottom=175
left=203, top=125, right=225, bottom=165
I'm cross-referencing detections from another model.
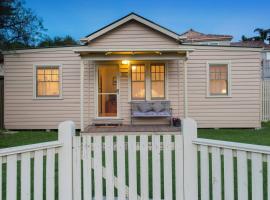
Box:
left=251, top=153, right=263, bottom=200
left=152, top=135, right=161, bottom=200
left=73, top=136, right=82, bottom=200
left=105, top=136, right=114, bottom=200
left=175, top=135, right=184, bottom=200
left=267, top=155, right=270, bottom=200
left=7, top=154, right=17, bottom=200
left=0, top=157, right=2, bottom=200
left=34, top=150, right=43, bottom=200
left=94, top=136, right=103, bottom=200
left=212, top=147, right=222, bottom=200
left=116, top=135, right=126, bottom=200
left=46, top=148, right=55, bottom=200
left=140, top=135, right=149, bottom=200
left=224, top=149, right=234, bottom=200
left=237, top=150, right=248, bottom=200
left=163, top=135, right=172, bottom=200
left=128, top=135, right=137, bottom=200
left=82, top=136, right=92, bottom=200
left=200, top=145, right=209, bottom=200
left=21, top=152, right=31, bottom=200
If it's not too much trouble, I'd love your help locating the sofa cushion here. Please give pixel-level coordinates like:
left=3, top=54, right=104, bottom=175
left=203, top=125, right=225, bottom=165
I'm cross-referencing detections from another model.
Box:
left=152, top=102, right=165, bottom=112
left=138, top=103, right=152, bottom=113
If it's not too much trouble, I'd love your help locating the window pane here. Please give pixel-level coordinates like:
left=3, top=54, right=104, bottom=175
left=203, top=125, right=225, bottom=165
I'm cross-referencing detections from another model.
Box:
left=151, top=64, right=165, bottom=99
left=37, top=74, right=44, bottom=81
left=98, top=94, right=117, bottom=117
left=37, top=69, right=44, bottom=75
left=209, top=64, right=228, bottom=95
left=152, top=81, right=165, bottom=98
left=132, top=82, right=145, bottom=99
left=98, top=66, right=117, bottom=93
left=210, top=80, right=228, bottom=95
left=45, top=82, right=60, bottom=96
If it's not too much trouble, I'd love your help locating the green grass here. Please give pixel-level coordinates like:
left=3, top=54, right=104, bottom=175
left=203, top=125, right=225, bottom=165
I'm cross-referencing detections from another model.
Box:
left=198, top=122, right=270, bottom=146
left=0, top=130, right=57, bottom=148
left=1, top=122, right=270, bottom=149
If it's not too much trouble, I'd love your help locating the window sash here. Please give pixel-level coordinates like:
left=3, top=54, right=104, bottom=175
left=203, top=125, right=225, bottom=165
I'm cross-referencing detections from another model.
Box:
left=36, top=66, right=60, bottom=97
left=131, top=65, right=146, bottom=100
left=209, top=64, right=229, bottom=96
left=151, top=64, right=165, bottom=99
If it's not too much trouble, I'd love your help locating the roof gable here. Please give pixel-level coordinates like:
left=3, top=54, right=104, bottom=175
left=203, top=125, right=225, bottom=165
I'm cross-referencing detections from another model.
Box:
left=86, top=20, right=180, bottom=48
left=81, top=13, right=183, bottom=43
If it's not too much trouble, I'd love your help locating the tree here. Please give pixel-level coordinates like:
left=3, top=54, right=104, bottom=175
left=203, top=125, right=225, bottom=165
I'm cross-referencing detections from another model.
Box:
left=254, top=28, right=270, bottom=41
left=37, top=35, right=79, bottom=47
left=242, top=28, right=270, bottom=44
left=0, top=0, right=46, bottom=50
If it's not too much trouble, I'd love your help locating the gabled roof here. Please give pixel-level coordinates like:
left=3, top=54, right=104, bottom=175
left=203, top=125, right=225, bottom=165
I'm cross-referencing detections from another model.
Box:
left=231, top=40, right=270, bottom=50
left=80, top=12, right=184, bottom=43
left=180, top=29, right=233, bottom=42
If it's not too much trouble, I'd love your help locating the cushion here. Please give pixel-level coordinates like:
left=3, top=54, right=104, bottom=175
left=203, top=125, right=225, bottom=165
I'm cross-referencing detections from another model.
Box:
left=138, top=103, right=152, bottom=113
left=152, top=102, right=165, bottom=112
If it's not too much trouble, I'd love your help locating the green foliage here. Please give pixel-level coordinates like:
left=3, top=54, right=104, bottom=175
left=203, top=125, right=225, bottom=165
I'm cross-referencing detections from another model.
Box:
left=242, top=28, right=270, bottom=44
left=0, top=0, right=46, bottom=50
left=37, top=35, right=79, bottom=47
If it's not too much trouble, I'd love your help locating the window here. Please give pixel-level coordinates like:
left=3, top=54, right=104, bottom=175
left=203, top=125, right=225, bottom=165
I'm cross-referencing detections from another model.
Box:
left=151, top=64, right=165, bottom=99
left=131, top=65, right=145, bottom=100
left=36, top=66, right=61, bottom=97
left=209, top=63, right=229, bottom=96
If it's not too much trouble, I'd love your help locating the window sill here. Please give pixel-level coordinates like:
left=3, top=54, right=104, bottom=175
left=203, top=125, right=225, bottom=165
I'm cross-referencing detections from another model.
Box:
left=206, top=95, right=232, bottom=98
left=33, top=97, right=63, bottom=100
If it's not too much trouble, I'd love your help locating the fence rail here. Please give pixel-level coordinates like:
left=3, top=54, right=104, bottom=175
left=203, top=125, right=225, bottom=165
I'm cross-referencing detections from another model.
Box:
left=194, top=138, right=270, bottom=200
left=1, top=119, right=270, bottom=200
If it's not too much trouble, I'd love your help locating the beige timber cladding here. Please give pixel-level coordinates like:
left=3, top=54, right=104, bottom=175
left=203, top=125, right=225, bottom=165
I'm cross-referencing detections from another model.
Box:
left=187, top=46, right=261, bottom=128
left=87, top=20, right=180, bottom=48
left=3, top=47, right=89, bottom=129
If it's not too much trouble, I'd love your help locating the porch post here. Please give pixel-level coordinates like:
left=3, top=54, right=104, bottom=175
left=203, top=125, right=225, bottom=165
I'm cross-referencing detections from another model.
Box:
left=80, top=60, right=84, bottom=131
left=184, top=52, right=189, bottom=118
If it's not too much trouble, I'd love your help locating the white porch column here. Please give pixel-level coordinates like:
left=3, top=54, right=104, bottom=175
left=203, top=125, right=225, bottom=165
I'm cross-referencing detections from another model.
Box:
left=80, top=60, right=84, bottom=131
left=184, top=52, right=189, bottom=118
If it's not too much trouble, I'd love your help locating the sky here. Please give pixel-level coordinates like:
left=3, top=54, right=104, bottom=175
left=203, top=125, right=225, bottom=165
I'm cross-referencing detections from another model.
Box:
left=25, top=0, right=270, bottom=42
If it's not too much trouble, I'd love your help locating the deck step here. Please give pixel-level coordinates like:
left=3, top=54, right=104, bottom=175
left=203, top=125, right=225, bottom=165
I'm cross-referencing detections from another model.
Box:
left=92, top=118, right=123, bottom=126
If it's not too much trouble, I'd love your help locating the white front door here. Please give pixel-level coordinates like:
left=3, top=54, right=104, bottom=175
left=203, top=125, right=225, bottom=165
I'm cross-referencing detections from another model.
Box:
left=97, top=65, right=119, bottom=117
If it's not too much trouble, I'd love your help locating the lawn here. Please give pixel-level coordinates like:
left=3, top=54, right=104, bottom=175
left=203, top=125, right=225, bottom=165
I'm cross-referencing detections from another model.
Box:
left=198, top=122, right=270, bottom=146
left=1, top=122, right=270, bottom=148
left=0, top=130, right=57, bottom=148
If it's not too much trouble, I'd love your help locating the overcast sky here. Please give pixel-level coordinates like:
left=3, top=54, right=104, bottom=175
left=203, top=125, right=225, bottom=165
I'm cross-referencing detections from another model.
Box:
left=25, top=0, right=270, bottom=42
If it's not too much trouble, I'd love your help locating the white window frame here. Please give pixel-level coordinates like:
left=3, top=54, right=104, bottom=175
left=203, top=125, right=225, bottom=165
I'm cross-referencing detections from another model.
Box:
left=33, top=64, right=63, bottom=99
left=206, top=61, right=232, bottom=98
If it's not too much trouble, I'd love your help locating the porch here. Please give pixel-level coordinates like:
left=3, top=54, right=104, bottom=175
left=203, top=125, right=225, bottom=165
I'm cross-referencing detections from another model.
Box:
left=75, top=48, right=193, bottom=132
left=82, top=124, right=181, bottom=134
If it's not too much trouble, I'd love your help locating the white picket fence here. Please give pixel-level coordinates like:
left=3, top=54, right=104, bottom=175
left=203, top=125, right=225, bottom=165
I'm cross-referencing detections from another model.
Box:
left=262, top=80, right=270, bottom=121
left=0, top=118, right=270, bottom=200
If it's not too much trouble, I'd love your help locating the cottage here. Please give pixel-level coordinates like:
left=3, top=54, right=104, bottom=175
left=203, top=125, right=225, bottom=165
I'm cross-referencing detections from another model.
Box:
left=3, top=13, right=262, bottom=131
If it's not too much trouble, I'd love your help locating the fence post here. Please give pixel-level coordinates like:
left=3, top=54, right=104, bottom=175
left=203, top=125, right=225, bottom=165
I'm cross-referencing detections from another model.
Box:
left=182, top=118, right=198, bottom=200
left=58, top=121, right=75, bottom=200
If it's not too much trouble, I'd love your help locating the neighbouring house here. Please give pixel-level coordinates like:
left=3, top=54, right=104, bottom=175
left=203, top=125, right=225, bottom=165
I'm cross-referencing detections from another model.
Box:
left=230, top=40, right=270, bottom=121
left=3, top=13, right=262, bottom=131
left=180, top=29, right=233, bottom=46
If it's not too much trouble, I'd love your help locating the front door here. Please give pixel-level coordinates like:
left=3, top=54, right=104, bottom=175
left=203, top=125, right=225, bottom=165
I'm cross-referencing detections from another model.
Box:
left=97, top=65, right=118, bottom=117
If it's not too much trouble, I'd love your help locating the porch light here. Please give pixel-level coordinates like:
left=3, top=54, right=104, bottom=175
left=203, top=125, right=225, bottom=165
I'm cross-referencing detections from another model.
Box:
left=122, top=60, right=130, bottom=65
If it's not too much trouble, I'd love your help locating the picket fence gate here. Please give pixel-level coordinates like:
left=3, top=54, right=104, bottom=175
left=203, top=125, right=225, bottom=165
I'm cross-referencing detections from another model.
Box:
left=1, top=118, right=270, bottom=200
